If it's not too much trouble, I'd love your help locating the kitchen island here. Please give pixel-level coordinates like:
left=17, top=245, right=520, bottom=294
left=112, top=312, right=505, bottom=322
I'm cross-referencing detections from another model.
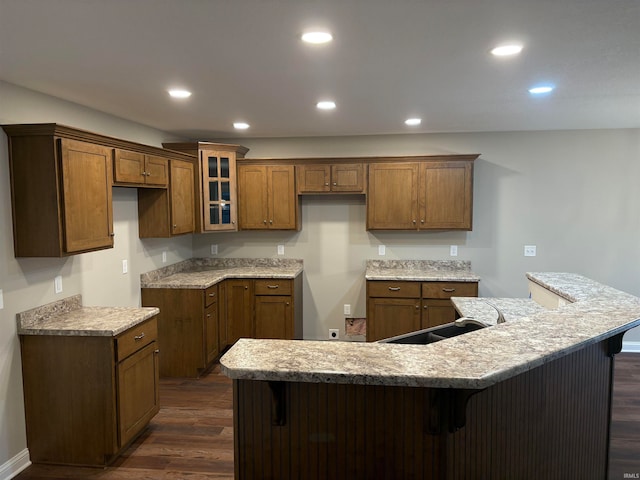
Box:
left=221, top=272, right=640, bottom=479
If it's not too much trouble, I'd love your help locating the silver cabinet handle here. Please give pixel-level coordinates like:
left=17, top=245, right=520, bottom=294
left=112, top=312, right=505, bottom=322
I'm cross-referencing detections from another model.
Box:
left=154, top=349, right=160, bottom=354
left=208, top=293, right=216, bottom=297
left=442, top=288, right=456, bottom=293
left=388, top=287, right=401, bottom=291
left=134, top=332, right=145, bottom=341
left=267, top=285, right=279, bottom=289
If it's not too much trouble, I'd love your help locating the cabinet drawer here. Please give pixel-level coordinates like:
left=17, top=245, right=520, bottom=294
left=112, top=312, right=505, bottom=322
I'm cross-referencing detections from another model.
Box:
left=421, top=282, right=478, bottom=299
left=254, top=279, right=292, bottom=296
left=116, top=317, right=158, bottom=362
left=368, top=281, right=421, bottom=298
left=205, top=284, right=218, bottom=307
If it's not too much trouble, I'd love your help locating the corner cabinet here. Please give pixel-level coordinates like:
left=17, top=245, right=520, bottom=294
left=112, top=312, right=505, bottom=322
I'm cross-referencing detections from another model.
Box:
left=19, top=317, right=160, bottom=466
left=162, top=142, right=250, bottom=233
left=367, top=156, right=476, bottom=230
left=237, top=164, right=299, bottom=230
left=366, top=280, right=478, bottom=341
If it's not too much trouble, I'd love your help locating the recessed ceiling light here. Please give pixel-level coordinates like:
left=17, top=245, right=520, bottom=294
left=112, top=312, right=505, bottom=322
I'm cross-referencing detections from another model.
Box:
left=168, top=89, right=192, bottom=99
left=301, top=31, right=333, bottom=44
left=405, top=118, right=422, bottom=126
left=528, top=85, right=554, bottom=94
left=233, top=122, right=250, bottom=130
left=316, top=101, right=336, bottom=110
left=490, top=44, right=523, bottom=57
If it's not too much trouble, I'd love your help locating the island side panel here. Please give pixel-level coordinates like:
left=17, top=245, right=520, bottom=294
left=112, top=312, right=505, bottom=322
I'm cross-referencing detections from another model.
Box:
left=233, top=380, right=443, bottom=479
left=447, top=339, right=613, bottom=479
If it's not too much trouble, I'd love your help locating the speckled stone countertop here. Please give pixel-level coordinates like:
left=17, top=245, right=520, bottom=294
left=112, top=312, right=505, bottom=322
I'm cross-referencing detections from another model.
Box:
left=451, top=297, right=548, bottom=325
left=365, top=260, right=480, bottom=282
left=220, top=272, right=640, bottom=389
left=17, top=294, right=159, bottom=336
left=140, top=258, right=303, bottom=289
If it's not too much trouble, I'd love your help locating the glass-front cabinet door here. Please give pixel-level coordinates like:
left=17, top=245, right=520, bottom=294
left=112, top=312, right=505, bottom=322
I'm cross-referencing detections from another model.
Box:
left=201, top=150, right=237, bottom=231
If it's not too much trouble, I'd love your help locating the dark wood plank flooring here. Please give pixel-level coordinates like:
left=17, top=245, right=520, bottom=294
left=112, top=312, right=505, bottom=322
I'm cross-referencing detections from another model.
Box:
left=14, top=354, right=640, bottom=479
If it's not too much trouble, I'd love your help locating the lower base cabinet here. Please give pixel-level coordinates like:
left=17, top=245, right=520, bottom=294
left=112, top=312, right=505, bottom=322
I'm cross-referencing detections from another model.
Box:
left=142, top=275, right=303, bottom=377
left=19, top=317, right=159, bottom=467
left=366, top=280, right=478, bottom=341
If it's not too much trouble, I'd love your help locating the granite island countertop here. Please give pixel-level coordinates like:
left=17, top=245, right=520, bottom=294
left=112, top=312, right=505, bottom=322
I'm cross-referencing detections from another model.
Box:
left=140, top=258, right=303, bottom=289
left=17, top=294, right=159, bottom=336
left=365, top=259, right=480, bottom=282
left=220, top=272, right=640, bottom=389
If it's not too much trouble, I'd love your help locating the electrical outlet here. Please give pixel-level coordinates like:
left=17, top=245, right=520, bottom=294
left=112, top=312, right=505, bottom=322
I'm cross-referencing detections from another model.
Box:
left=378, top=244, right=386, bottom=256
left=210, top=244, right=218, bottom=255
left=162, top=251, right=167, bottom=263
left=0, top=289, right=4, bottom=310
left=344, top=304, right=351, bottom=315
left=54, top=276, right=63, bottom=294
left=524, top=245, right=537, bottom=257
left=122, top=259, right=128, bottom=274
left=277, top=244, right=285, bottom=255
left=329, top=328, right=339, bottom=340
left=450, top=245, right=458, bottom=256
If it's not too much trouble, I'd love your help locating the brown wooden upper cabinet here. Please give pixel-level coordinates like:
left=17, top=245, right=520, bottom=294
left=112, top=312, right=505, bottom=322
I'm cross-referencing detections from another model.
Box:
left=367, top=158, right=475, bottom=230
left=138, top=158, right=196, bottom=237
left=237, top=164, right=299, bottom=230
left=2, top=125, right=115, bottom=256
left=113, top=149, right=168, bottom=187
left=162, top=142, right=249, bottom=233
left=297, top=163, right=365, bottom=194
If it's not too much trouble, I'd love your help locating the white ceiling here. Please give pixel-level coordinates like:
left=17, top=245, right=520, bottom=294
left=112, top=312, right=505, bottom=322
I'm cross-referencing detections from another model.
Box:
left=1, top=0, right=639, bottom=139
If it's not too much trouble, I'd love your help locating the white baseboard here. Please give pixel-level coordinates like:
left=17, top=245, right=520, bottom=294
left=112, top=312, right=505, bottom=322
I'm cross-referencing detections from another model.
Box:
left=622, top=341, right=640, bottom=353
left=0, top=449, right=30, bottom=480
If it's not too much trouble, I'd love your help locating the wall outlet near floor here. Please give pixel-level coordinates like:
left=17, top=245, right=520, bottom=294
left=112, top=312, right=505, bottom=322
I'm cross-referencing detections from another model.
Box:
left=54, top=275, right=63, bottom=294
left=162, top=251, right=167, bottom=263
left=450, top=245, right=458, bottom=256
left=378, top=244, right=386, bottom=256
left=329, top=328, right=339, bottom=340
left=210, top=244, right=218, bottom=255
left=524, top=245, right=537, bottom=257
left=277, top=244, right=285, bottom=255
left=344, top=304, right=351, bottom=315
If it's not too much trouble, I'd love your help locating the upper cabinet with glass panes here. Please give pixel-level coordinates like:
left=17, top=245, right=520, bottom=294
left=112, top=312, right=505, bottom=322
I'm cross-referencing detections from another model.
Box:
left=162, top=142, right=249, bottom=232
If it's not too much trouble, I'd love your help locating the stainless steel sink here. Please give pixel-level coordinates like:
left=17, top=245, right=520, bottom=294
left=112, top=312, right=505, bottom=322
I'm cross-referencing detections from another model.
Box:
left=378, top=321, right=485, bottom=345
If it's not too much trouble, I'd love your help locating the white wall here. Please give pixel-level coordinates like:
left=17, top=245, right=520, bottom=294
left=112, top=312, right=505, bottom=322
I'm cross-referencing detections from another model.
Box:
left=195, top=130, right=640, bottom=343
left=1, top=80, right=639, bottom=474
left=0, top=81, right=192, bottom=474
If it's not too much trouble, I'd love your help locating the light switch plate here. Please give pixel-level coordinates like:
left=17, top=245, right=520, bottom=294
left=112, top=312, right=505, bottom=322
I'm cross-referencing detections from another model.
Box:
left=210, top=244, right=218, bottom=255
left=162, top=251, right=167, bottom=263
left=122, top=259, right=128, bottom=274
left=0, top=289, right=4, bottom=310
left=378, top=245, right=386, bottom=256
left=450, top=245, right=458, bottom=256
left=54, top=275, right=63, bottom=294
left=344, top=304, right=351, bottom=315
left=277, top=244, right=285, bottom=255
left=524, top=245, right=537, bottom=257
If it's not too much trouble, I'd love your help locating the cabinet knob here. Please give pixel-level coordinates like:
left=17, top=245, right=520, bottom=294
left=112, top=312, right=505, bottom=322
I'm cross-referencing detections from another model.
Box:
left=173, top=224, right=177, bottom=229
left=424, top=305, right=428, bottom=309
left=412, top=220, right=417, bottom=224
left=154, top=349, right=160, bottom=354
left=286, top=302, right=290, bottom=306
left=269, top=220, right=273, bottom=224
left=333, top=182, right=337, bottom=186
left=415, top=305, right=420, bottom=310
left=245, top=286, right=248, bottom=290
left=263, top=220, right=267, bottom=224
left=206, top=314, right=211, bottom=318
left=420, top=219, right=425, bottom=224
left=109, top=233, right=115, bottom=237
left=325, top=182, right=329, bottom=186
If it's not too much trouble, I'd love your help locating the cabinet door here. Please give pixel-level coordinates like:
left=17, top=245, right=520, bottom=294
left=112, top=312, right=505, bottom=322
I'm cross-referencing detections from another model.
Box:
left=238, top=165, right=269, bottom=229
left=59, top=138, right=114, bottom=253
left=169, top=159, right=195, bottom=235
left=422, top=299, right=457, bottom=329
left=113, top=149, right=145, bottom=184
left=331, top=163, right=364, bottom=192
left=297, top=164, right=330, bottom=193
left=268, top=165, right=297, bottom=229
left=255, top=295, right=293, bottom=339
left=367, top=163, right=419, bottom=230
left=225, top=280, right=254, bottom=345
left=144, top=155, right=169, bottom=187
left=366, top=297, right=421, bottom=342
left=117, top=342, right=159, bottom=448
left=204, top=302, right=219, bottom=364
left=201, top=150, right=237, bottom=231
left=419, top=161, right=473, bottom=230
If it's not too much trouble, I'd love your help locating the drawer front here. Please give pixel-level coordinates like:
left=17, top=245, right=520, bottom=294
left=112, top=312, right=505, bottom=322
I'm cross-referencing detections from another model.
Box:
left=116, top=317, right=158, bottom=362
left=254, top=279, right=292, bottom=296
left=367, top=281, right=421, bottom=298
left=205, top=284, right=218, bottom=307
left=422, top=282, right=478, bottom=299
